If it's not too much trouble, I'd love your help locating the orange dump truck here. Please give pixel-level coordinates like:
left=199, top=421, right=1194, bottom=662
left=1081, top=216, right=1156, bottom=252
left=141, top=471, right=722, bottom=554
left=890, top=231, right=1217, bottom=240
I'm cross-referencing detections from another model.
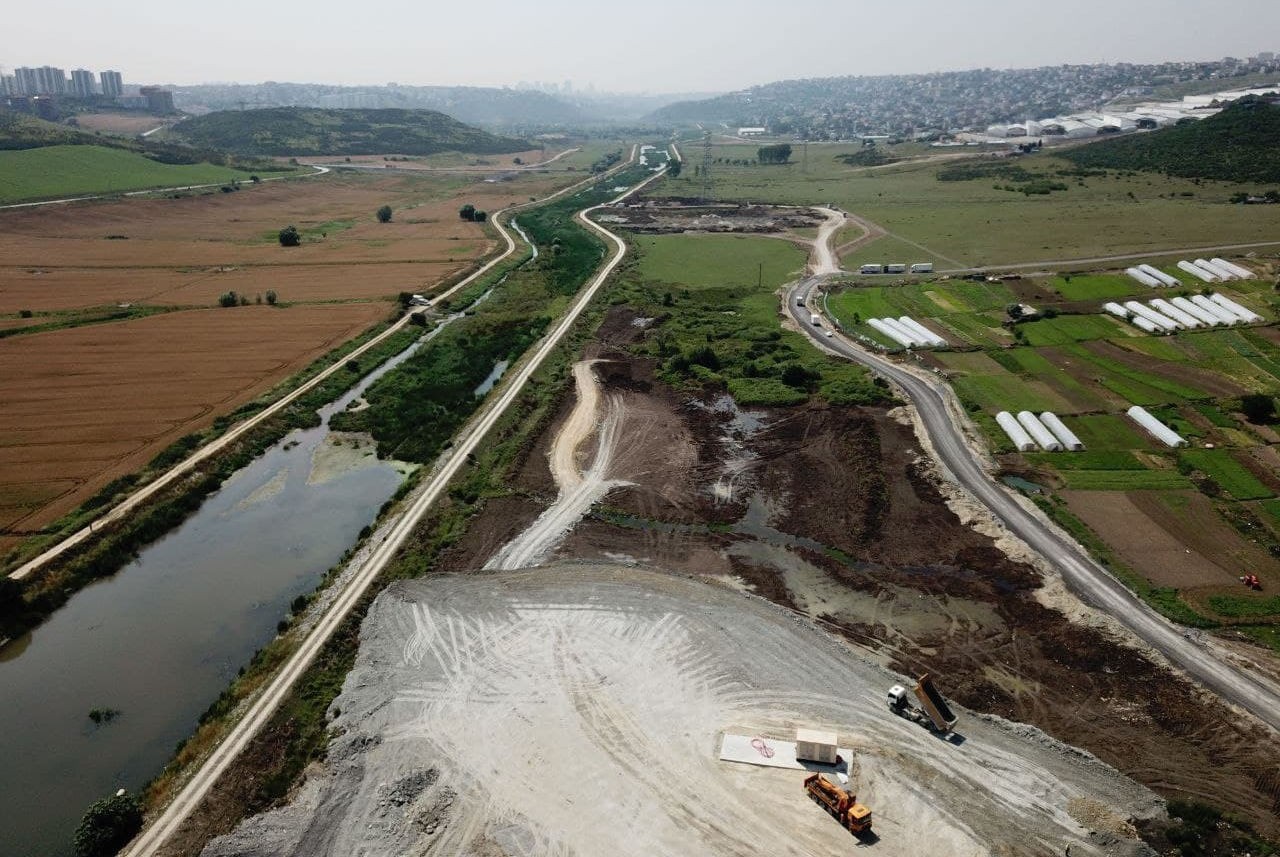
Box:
left=803, top=773, right=873, bottom=835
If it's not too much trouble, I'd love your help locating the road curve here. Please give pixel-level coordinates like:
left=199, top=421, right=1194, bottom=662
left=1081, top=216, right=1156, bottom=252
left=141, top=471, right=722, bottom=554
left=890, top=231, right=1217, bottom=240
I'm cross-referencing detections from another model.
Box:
left=119, top=147, right=666, bottom=857
left=788, top=274, right=1280, bottom=732
left=8, top=156, right=637, bottom=583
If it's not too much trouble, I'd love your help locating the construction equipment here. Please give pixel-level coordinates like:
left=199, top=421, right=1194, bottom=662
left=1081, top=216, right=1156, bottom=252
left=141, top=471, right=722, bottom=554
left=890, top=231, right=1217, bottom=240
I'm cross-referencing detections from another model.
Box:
left=888, top=673, right=958, bottom=733
left=804, top=773, right=872, bottom=835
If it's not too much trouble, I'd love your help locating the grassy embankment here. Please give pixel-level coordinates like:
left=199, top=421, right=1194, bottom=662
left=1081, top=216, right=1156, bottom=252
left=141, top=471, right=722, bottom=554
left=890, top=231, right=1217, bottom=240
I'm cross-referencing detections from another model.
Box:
left=134, top=153, right=667, bottom=833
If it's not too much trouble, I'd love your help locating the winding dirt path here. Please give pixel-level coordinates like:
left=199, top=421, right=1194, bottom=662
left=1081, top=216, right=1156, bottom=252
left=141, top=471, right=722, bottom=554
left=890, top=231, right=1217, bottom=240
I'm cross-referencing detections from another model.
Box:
left=485, top=360, right=626, bottom=570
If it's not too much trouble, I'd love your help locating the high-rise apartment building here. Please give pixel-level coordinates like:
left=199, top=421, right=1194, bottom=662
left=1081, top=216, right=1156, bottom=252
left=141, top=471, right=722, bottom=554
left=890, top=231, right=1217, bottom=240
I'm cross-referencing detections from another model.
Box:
left=70, top=68, right=96, bottom=97
left=14, top=67, right=39, bottom=95
left=100, top=70, right=123, bottom=97
left=34, top=66, right=67, bottom=94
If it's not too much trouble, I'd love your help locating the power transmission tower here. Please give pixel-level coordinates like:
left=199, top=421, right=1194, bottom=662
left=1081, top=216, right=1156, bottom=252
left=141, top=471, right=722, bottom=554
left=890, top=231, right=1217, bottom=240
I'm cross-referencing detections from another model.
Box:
left=700, top=131, right=713, bottom=203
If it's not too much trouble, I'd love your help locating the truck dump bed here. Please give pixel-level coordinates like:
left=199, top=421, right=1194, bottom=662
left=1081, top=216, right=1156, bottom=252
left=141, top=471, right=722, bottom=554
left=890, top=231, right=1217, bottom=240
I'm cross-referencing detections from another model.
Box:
left=914, top=673, right=957, bottom=732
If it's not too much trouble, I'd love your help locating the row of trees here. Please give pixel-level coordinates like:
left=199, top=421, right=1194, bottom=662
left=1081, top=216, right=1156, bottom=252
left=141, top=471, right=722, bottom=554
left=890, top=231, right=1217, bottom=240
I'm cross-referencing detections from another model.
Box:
left=218, top=290, right=278, bottom=307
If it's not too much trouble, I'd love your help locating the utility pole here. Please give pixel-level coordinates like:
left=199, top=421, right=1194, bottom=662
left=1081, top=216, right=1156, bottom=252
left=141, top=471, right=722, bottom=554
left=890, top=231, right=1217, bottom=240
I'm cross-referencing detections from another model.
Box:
left=757, top=261, right=763, bottom=289
left=700, top=131, right=713, bottom=204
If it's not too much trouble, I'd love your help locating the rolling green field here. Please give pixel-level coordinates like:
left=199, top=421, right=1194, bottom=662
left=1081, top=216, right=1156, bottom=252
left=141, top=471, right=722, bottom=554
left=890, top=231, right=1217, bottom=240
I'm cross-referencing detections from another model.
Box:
left=657, top=144, right=1280, bottom=266
left=630, top=233, right=807, bottom=290
left=0, top=145, right=269, bottom=203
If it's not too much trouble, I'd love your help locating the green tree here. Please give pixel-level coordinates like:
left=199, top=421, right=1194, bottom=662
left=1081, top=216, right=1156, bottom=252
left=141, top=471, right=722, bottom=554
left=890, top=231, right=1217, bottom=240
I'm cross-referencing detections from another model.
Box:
left=1006, top=303, right=1024, bottom=320
left=74, top=793, right=142, bottom=857
left=667, top=158, right=682, bottom=178
left=757, top=144, right=792, bottom=165
left=473, top=210, right=487, bottom=223
left=265, top=290, right=278, bottom=305
left=218, top=291, right=239, bottom=308
left=278, top=225, right=301, bottom=247
left=459, top=204, right=476, bottom=221
left=1241, top=393, right=1277, bottom=424
left=0, top=576, right=24, bottom=618
left=376, top=205, right=393, bottom=223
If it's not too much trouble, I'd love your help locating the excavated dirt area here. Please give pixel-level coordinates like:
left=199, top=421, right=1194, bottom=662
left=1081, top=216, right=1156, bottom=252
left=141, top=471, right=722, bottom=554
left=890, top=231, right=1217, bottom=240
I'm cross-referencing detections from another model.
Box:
left=597, top=197, right=825, bottom=235
left=203, top=565, right=1161, bottom=857
left=437, top=307, right=1280, bottom=837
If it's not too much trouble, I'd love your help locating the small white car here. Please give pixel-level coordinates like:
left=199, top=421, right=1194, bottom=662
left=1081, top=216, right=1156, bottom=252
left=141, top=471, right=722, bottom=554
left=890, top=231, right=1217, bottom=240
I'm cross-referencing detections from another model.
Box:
left=825, top=330, right=834, bottom=338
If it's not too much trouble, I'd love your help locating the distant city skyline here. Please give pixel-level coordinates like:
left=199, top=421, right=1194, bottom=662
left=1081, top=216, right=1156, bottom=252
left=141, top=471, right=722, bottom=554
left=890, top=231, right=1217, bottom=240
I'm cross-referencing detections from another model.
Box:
left=2, top=0, right=1279, bottom=93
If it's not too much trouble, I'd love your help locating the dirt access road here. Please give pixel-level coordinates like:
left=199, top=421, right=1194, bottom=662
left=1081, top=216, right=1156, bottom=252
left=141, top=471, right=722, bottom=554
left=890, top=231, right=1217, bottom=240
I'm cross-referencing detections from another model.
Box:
left=484, top=360, right=625, bottom=570
left=119, top=149, right=669, bottom=857
left=302, top=146, right=581, bottom=174
left=0, top=166, right=331, bottom=211
left=201, top=565, right=1161, bottom=857
left=791, top=215, right=1280, bottom=733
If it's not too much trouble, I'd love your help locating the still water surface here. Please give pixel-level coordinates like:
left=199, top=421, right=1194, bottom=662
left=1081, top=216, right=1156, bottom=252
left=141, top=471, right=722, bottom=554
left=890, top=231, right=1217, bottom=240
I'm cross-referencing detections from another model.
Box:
left=0, top=330, right=435, bottom=856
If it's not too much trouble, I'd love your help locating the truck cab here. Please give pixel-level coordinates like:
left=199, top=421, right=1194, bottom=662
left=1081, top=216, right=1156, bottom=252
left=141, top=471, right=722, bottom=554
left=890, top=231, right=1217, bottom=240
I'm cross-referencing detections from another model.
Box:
left=887, top=684, right=909, bottom=711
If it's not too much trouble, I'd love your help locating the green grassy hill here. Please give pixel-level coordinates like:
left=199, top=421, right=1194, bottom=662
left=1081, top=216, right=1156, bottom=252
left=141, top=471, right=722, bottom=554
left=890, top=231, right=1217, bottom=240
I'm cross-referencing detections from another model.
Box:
left=0, top=145, right=270, bottom=203
left=0, top=112, right=102, bottom=149
left=171, top=107, right=530, bottom=156
left=1061, top=97, right=1280, bottom=183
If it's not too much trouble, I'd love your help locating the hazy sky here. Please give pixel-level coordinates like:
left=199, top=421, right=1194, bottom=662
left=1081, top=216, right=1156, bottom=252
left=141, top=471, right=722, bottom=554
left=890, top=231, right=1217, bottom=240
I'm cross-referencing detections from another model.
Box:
left=4, top=0, right=1279, bottom=93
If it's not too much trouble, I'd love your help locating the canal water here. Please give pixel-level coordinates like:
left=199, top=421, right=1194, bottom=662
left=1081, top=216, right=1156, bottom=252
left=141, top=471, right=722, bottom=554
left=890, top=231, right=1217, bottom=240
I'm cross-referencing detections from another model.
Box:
left=0, top=325, right=444, bottom=856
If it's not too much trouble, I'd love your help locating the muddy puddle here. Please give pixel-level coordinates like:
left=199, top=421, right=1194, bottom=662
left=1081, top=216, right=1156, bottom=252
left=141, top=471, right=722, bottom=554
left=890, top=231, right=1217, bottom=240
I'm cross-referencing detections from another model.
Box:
left=0, top=321, right=454, bottom=857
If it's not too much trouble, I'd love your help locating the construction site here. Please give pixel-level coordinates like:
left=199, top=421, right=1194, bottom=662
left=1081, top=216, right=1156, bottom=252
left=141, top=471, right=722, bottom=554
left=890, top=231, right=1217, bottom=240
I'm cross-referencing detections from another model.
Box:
left=189, top=296, right=1280, bottom=857
left=201, top=567, right=1161, bottom=857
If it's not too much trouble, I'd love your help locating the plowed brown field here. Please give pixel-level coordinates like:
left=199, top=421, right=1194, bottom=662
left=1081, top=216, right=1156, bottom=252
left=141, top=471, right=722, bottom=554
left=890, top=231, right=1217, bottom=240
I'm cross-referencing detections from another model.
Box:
left=0, top=168, right=565, bottom=548
left=0, top=304, right=385, bottom=538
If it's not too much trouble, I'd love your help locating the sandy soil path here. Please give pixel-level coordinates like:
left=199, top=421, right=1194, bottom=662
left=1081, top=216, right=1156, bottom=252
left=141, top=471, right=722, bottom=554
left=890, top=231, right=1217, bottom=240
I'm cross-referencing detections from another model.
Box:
left=485, top=360, right=626, bottom=569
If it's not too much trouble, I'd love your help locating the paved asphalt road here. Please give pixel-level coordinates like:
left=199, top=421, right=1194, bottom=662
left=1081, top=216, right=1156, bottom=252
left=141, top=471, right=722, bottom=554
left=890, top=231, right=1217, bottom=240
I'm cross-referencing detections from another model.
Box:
left=788, top=275, right=1280, bottom=733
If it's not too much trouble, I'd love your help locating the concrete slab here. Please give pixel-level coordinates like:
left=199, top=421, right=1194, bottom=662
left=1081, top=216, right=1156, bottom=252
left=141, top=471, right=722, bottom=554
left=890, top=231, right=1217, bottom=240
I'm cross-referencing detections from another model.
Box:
left=718, top=733, right=851, bottom=775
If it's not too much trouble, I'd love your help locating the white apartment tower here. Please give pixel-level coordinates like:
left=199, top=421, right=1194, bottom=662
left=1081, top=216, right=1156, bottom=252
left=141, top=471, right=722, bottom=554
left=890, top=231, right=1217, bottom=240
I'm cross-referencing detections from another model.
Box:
left=100, top=70, right=123, bottom=97
left=70, top=68, right=96, bottom=97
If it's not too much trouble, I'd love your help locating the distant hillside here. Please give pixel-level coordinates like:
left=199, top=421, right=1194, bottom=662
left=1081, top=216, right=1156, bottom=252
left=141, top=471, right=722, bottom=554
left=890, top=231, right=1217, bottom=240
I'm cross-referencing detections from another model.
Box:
left=173, top=84, right=594, bottom=127
left=1061, top=97, right=1280, bottom=183
left=0, top=112, right=101, bottom=149
left=0, top=111, right=283, bottom=172
left=171, top=107, right=530, bottom=157
left=648, top=61, right=1279, bottom=139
